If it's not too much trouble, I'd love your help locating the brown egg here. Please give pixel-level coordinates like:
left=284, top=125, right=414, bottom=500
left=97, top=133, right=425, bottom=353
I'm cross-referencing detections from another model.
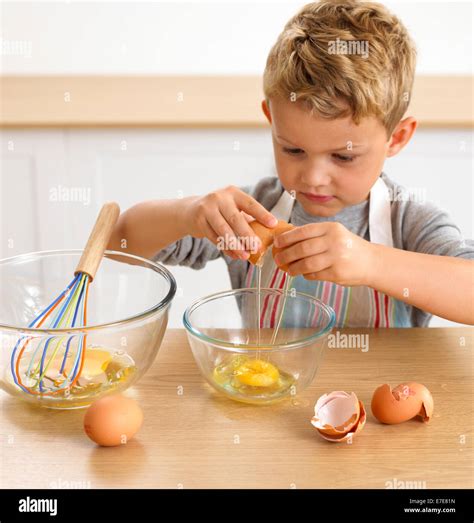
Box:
left=371, top=382, right=434, bottom=424
left=271, top=222, right=297, bottom=272
left=248, top=220, right=295, bottom=269
left=83, top=394, right=143, bottom=446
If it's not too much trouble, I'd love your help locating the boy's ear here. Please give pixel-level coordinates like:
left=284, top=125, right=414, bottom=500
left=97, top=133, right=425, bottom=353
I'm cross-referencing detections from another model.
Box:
left=261, top=100, right=272, bottom=124
left=386, top=116, right=417, bottom=157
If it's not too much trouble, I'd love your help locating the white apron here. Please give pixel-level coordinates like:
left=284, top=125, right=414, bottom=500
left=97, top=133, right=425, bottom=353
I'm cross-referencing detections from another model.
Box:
left=243, top=177, right=410, bottom=327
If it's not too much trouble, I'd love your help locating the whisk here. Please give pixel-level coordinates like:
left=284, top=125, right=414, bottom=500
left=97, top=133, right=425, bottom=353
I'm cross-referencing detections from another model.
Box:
left=10, top=202, right=120, bottom=396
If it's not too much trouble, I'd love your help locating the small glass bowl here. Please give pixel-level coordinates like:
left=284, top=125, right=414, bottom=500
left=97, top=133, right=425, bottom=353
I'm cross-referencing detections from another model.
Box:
left=183, top=288, right=335, bottom=405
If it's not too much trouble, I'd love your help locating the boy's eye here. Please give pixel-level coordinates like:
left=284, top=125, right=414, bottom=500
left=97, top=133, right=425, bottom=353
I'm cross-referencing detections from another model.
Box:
left=283, top=147, right=304, bottom=155
left=333, top=153, right=355, bottom=162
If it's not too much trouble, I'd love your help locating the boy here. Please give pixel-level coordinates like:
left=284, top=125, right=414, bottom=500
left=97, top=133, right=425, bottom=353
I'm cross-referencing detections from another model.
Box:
left=108, top=0, right=473, bottom=326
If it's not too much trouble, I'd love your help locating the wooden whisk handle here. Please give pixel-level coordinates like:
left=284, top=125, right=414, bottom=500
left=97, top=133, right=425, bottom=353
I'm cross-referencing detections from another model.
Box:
left=74, top=201, right=121, bottom=281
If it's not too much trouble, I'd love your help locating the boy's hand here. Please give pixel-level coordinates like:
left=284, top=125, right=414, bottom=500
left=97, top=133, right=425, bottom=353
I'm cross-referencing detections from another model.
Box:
left=273, top=222, right=376, bottom=287
left=184, top=185, right=278, bottom=260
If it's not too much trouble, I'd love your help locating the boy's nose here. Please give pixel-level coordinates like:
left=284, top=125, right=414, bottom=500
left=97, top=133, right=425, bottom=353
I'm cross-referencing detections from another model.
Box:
left=299, top=156, right=333, bottom=186
left=300, top=166, right=332, bottom=188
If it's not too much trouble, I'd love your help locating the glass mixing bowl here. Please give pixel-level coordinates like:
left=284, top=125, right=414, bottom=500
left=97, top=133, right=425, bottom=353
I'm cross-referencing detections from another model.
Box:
left=183, top=288, right=335, bottom=405
left=0, top=249, right=176, bottom=409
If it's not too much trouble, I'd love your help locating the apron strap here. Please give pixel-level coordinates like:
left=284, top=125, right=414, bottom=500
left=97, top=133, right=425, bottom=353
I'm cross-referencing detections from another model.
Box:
left=369, top=176, right=394, bottom=247
left=270, top=188, right=295, bottom=221
left=258, top=188, right=295, bottom=287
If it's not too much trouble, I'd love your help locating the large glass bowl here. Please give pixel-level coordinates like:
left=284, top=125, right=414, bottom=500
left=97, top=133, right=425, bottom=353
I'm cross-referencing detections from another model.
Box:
left=0, top=249, right=176, bottom=409
left=183, top=288, right=335, bottom=405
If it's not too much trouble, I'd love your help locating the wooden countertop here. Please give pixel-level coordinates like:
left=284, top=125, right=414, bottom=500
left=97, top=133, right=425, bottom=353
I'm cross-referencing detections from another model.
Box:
left=1, top=327, right=472, bottom=489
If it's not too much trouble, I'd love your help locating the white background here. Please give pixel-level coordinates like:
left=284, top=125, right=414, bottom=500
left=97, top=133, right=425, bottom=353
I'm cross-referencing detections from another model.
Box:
left=0, top=1, right=472, bottom=75
left=0, top=1, right=473, bottom=328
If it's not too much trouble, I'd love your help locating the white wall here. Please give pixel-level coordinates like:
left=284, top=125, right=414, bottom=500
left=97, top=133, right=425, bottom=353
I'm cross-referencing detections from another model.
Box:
left=1, top=128, right=472, bottom=328
left=0, top=1, right=472, bottom=75
left=1, top=1, right=472, bottom=328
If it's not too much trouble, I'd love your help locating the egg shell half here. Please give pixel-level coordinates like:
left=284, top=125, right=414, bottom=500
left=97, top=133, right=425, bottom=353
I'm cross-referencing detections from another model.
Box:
left=271, top=222, right=298, bottom=272
left=317, top=401, right=366, bottom=443
left=371, top=382, right=434, bottom=424
left=248, top=220, right=295, bottom=267
left=311, top=391, right=366, bottom=443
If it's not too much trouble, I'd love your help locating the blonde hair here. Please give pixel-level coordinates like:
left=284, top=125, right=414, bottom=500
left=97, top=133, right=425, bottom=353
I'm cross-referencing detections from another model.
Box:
left=263, top=0, right=417, bottom=136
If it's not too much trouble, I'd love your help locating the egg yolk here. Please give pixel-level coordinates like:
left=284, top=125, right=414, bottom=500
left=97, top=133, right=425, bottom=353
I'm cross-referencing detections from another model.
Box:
left=235, top=359, right=280, bottom=387
left=80, top=349, right=112, bottom=377
left=45, top=348, right=111, bottom=378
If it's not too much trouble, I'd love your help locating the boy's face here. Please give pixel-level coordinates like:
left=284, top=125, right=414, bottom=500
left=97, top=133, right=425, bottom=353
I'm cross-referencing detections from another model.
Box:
left=264, top=96, right=393, bottom=217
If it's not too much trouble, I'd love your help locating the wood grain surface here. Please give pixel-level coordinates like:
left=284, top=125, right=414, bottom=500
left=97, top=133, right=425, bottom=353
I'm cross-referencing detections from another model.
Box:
left=1, top=327, right=472, bottom=489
